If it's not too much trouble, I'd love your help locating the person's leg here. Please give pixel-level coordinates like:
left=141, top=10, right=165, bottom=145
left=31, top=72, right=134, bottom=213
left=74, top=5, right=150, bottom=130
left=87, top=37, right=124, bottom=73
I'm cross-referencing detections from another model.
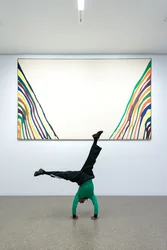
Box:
left=34, top=169, right=89, bottom=186
left=34, top=131, right=103, bottom=184
left=81, top=131, right=103, bottom=176
left=92, top=131, right=103, bottom=144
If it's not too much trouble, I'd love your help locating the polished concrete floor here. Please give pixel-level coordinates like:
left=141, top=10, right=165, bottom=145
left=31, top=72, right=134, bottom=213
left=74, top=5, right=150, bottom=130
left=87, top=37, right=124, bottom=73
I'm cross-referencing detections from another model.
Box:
left=0, top=196, right=167, bottom=250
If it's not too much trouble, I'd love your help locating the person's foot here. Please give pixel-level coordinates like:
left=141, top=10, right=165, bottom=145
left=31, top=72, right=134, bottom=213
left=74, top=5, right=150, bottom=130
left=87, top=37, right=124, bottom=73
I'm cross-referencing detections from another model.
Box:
left=34, top=168, right=45, bottom=177
left=92, top=131, right=103, bottom=141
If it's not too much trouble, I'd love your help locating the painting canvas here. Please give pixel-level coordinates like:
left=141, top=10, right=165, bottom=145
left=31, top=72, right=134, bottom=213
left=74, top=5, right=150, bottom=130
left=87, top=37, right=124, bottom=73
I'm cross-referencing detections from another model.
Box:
left=17, top=58, right=152, bottom=140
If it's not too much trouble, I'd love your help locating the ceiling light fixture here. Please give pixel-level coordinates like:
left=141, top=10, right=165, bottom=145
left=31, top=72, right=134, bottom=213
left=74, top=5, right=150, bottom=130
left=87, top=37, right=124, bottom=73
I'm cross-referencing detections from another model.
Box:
left=78, top=0, right=85, bottom=11
left=77, top=0, right=85, bottom=23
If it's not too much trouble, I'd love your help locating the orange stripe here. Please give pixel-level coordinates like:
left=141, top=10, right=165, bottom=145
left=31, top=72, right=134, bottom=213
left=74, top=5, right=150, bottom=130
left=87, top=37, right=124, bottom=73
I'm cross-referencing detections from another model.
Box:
left=18, top=120, right=22, bottom=139
left=132, top=69, right=151, bottom=100
left=130, top=86, right=151, bottom=138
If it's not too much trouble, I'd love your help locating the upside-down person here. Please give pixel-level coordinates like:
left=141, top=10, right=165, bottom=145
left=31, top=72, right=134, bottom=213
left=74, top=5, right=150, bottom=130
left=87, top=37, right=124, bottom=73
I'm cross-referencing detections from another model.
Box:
left=34, top=131, right=103, bottom=220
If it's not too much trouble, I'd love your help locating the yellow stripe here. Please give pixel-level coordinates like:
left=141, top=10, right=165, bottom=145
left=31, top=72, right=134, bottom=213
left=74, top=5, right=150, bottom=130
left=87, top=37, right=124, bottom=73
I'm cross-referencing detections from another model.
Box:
left=18, top=92, right=40, bottom=139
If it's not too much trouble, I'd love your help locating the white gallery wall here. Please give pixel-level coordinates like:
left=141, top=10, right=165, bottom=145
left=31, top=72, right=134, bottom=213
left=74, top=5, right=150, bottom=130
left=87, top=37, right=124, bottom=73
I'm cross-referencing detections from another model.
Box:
left=0, top=55, right=166, bottom=195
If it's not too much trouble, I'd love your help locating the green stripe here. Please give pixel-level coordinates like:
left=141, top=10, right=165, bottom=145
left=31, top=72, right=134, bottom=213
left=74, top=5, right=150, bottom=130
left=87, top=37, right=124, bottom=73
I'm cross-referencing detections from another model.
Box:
left=109, top=60, right=152, bottom=139
left=18, top=115, right=26, bottom=139
left=18, top=103, right=26, bottom=118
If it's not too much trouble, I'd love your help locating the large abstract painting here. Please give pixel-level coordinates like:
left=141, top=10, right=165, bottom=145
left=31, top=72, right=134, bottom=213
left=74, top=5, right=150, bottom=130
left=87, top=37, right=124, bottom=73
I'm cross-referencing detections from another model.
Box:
left=17, top=58, right=152, bottom=140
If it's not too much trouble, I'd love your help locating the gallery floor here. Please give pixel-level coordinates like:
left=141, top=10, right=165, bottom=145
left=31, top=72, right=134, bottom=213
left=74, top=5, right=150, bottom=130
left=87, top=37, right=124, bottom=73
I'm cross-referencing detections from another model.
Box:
left=0, top=196, right=167, bottom=250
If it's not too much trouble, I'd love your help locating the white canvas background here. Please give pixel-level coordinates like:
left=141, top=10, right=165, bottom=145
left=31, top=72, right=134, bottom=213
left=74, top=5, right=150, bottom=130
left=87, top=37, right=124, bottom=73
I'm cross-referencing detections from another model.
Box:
left=18, top=59, right=150, bottom=139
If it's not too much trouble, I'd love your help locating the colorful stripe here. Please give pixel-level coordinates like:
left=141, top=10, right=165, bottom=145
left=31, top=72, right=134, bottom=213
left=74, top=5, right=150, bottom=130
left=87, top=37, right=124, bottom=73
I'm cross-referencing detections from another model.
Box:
left=110, top=60, right=152, bottom=140
left=17, top=63, right=59, bottom=140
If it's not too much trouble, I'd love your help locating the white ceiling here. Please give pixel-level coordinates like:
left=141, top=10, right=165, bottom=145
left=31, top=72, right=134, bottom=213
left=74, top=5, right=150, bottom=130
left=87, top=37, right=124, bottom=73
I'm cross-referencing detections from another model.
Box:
left=0, top=0, right=167, bottom=54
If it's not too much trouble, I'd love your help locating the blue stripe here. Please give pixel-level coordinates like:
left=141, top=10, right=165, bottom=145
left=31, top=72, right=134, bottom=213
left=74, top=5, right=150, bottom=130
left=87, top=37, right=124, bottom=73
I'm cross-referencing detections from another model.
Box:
left=137, top=104, right=151, bottom=139
left=143, top=117, right=151, bottom=139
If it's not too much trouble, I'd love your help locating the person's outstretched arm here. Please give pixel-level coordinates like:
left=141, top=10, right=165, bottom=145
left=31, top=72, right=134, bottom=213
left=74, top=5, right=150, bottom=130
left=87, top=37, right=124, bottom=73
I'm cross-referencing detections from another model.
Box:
left=90, top=194, right=99, bottom=219
left=72, top=192, right=79, bottom=219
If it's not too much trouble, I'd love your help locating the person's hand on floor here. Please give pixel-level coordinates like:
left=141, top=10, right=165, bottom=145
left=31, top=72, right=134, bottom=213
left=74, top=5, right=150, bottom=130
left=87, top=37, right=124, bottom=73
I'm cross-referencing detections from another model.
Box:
left=71, top=215, right=78, bottom=220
